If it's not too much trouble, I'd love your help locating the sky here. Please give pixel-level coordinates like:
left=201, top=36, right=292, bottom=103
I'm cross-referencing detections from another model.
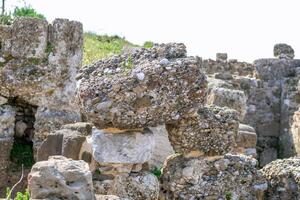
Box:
left=6, top=0, right=300, bottom=62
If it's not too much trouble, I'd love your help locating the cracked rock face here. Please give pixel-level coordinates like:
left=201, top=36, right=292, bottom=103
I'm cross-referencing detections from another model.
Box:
left=28, top=156, right=94, bottom=200
left=91, top=128, right=155, bottom=164
left=76, top=43, right=207, bottom=129
left=0, top=105, right=15, bottom=138
left=260, top=157, right=300, bottom=199
left=160, top=154, right=267, bottom=200
left=165, top=105, right=239, bottom=155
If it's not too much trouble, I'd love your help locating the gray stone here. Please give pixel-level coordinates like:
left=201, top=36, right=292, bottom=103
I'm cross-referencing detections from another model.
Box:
left=0, top=105, right=15, bottom=138
left=260, top=157, right=300, bottom=199
left=207, top=87, right=247, bottom=120
left=28, top=156, right=95, bottom=200
left=166, top=105, right=239, bottom=156
left=92, top=128, right=155, bottom=164
left=62, top=129, right=86, bottom=160
left=62, top=122, right=93, bottom=136
left=274, top=43, right=295, bottom=59
left=15, top=121, right=27, bottom=138
left=108, top=172, right=159, bottom=200
left=160, top=154, right=267, bottom=200
left=259, top=148, right=277, bottom=167
left=11, top=18, right=48, bottom=58
left=37, top=132, right=63, bottom=161
left=236, top=130, right=257, bottom=148
left=216, top=53, right=228, bottom=62
left=76, top=43, right=207, bottom=129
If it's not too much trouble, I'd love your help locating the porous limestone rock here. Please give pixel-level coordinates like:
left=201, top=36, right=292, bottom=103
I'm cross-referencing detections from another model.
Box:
left=11, top=18, right=48, bottom=58
left=108, top=172, right=159, bottom=200
left=0, top=105, right=15, bottom=138
left=259, top=148, right=278, bottom=167
left=165, top=105, right=239, bottom=156
left=76, top=43, right=207, bottom=129
left=260, top=157, right=300, bottom=199
left=236, top=125, right=257, bottom=148
left=274, top=43, right=295, bottom=59
left=207, top=87, right=247, bottom=120
left=28, top=156, right=94, bottom=200
left=92, top=128, right=155, bottom=163
left=160, top=154, right=267, bottom=200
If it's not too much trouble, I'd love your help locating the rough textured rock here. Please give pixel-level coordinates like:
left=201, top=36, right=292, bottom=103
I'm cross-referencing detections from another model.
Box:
left=274, top=43, right=295, bottom=59
left=37, top=124, right=89, bottom=161
left=28, top=156, right=94, bottom=200
left=148, top=125, right=174, bottom=168
left=260, top=157, right=300, bottom=199
left=92, top=128, right=155, bottom=163
left=207, top=87, right=247, bottom=120
left=0, top=105, right=15, bottom=138
left=216, top=53, right=228, bottom=62
left=236, top=124, right=257, bottom=149
left=160, top=154, right=267, bottom=200
left=0, top=96, right=8, bottom=105
left=166, top=106, right=239, bottom=155
left=259, top=148, right=278, bottom=168
left=96, top=195, right=129, bottom=200
left=108, top=172, right=159, bottom=200
left=76, top=43, right=207, bottom=129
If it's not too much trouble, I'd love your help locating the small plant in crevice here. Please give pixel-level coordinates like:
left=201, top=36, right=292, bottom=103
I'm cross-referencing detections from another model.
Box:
left=124, top=55, right=134, bottom=69
left=225, top=191, right=233, bottom=200
left=10, top=138, right=34, bottom=169
left=150, top=166, right=162, bottom=178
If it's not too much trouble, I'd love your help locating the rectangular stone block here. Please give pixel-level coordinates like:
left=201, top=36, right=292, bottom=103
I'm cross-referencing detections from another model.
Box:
left=11, top=18, right=48, bottom=58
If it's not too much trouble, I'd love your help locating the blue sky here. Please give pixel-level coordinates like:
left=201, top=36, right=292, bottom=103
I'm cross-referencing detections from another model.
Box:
left=7, top=0, right=300, bottom=62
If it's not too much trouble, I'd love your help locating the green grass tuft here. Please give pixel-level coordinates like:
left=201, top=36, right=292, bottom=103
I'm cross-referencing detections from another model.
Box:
left=150, top=166, right=162, bottom=178
left=143, top=41, right=154, bottom=48
left=10, top=138, right=34, bottom=169
left=83, top=32, right=137, bottom=66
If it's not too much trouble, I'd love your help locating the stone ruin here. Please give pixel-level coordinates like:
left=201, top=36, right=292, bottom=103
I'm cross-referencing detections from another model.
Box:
left=1, top=17, right=300, bottom=199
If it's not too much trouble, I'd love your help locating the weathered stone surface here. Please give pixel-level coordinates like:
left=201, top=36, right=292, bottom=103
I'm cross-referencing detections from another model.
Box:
left=236, top=130, right=257, bottom=148
left=28, top=156, right=94, bottom=200
left=0, top=105, right=15, bottom=138
left=254, top=59, right=297, bottom=81
left=108, top=172, right=159, bottom=200
left=166, top=106, right=239, bottom=155
left=62, top=129, right=86, bottom=160
left=0, top=25, right=12, bottom=55
left=160, top=154, right=267, bottom=200
left=11, top=18, right=48, bottom=58
left=92, top=128, right=155, bottom=163
left=0, top=138, right=13, bottom=191
left=62, top=122, right=93, bottom=136
left=260, top=157, right=300, bottom=199
left=274, top=43, right=295, bottom=59
left=207, top=87, right=247, bottom=120
left=239, top=123, right=256, bottom=133
left=76, top=43, right=207, bottom=129
left=37, top=132, right=63, bottom=161
left=292, top=108, right=300, bottom=156
left=148, top=125, right=174, bottom=168
left=259, top=148, right=278, bottom=167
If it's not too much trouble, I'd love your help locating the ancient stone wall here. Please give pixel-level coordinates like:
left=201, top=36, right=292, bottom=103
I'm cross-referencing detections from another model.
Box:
left=0, top=17, right=83, bottom=194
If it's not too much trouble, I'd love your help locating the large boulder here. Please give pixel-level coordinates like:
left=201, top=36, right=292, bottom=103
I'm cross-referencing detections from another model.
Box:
left=28, top=156, right=95, bottom=200
left=160, top=154, right=267, bottom=200
left=260, top=157, right=300, bottom=199
left=76, top=43, right=207, bottom=129
left=92, top=128, right=155, bottom=164
left=165, top=106, right=239, bottom=156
